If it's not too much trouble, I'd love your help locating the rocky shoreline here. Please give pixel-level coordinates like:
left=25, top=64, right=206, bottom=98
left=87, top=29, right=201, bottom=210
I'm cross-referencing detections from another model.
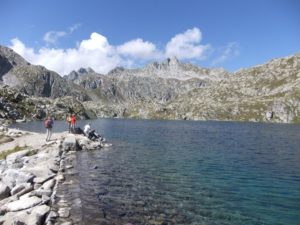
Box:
left=0, top=125, right=110, bottom=225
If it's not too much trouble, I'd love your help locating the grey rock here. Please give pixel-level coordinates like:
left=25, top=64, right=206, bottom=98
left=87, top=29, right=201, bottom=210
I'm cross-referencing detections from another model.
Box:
left=0, top=204, right=50, bottom=225
left=33, top=174, right=56, bottom=184
left=61, top=222, right=73, bottom=225
left=3, top=196, right=42, bottom=212
left=42, top=179, right=56, bottom=190
left=31, top=189, right=52, bottom=197
left=58, top=207, right=70, bottom=218
left=2, top=169, right=35, bottom=189
left=55, top=174, right=65, bottom=182
left=48, top=164, right=60, bottom=173
left=45, top=210, right=58, bottom=224
left=63, top=135, right=77, bottom=151
left=0, top=183, right=10, bottom=200
left=5, top=149, right=30, bottom=165
left=10, top=183, right=32, bottom=196
left=41, top=195, right=50, bottom=204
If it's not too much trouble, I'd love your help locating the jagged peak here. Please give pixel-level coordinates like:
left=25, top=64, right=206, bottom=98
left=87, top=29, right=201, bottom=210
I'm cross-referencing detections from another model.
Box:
left=0, top=45, right=30, bottom=67
left=166, top=56, right=180, bottom=66
left=77, top=67, right=95, bottom=74
left=107, top=66, right=125, bottom=75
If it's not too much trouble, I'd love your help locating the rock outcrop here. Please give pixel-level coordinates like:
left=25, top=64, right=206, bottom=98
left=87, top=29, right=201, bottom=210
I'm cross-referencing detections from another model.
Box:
left=0, top=84, right=95, bottom=122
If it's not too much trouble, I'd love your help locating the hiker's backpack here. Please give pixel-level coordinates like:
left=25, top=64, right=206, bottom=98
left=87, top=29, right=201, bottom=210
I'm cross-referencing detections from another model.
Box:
left=44, top=119, right=52, bottom=128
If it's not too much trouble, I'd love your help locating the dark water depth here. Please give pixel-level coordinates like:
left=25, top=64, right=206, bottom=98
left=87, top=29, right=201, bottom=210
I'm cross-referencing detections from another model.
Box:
left=11, top=119, right=300, bottom=225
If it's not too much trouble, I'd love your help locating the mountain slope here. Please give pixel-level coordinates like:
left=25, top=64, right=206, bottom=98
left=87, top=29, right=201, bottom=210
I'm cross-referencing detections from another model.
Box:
left=64, top=57, right=226, bottom=104
left=1, top=44, right=299, bottom=123
left=0, top=46, right=89, bottom=100
left=163, top=53, right=300, bottom=122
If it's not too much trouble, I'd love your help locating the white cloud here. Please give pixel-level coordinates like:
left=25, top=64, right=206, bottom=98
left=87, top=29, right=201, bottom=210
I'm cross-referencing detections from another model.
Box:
left=43, top=23, right=81, bottom=45
left=43, top=31, right=67, bottom=45
left=10, top=33, right=121, bottom=75
left=69, top=23, right=81, bottom=33
left=117, top=38, right=161, bottom=59
left=10, top=38, right=37, bottom=61
left=212, top=42, right=240, bottom=65
left=9, top=27, right=235, bottom=76
left=165, top=27, right=211, bottom=60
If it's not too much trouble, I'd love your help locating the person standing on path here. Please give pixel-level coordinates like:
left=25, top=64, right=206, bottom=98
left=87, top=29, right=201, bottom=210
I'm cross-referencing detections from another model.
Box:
left=71, top=114, right=77, bottom=132
left=66, top=114, right=72, bottom=133
left=45, top=116, right=54, bottom=141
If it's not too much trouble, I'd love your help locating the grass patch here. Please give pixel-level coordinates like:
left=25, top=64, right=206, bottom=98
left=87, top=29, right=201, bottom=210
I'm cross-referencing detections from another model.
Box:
left=0, top=145, right=27, bottom=160
left=25, top=149, right=38, bottom=157
left=0, top=135, right=14, bottom=145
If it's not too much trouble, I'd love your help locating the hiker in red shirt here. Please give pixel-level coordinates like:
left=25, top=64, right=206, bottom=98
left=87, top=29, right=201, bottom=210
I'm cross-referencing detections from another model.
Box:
left=70, top=114, right=76, bottom=132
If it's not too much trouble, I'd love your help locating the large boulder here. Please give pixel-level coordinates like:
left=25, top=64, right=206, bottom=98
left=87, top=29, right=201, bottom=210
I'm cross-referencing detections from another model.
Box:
left=2, top=196, right=41, bottom=212
left=1, top=169, right=35, bottom=189
left=0, top=204, right=50, bottom=225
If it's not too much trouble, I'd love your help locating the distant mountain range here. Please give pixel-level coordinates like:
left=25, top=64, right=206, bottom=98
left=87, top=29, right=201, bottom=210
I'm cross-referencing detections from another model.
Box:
left=0, top=45, right=299, bottom=123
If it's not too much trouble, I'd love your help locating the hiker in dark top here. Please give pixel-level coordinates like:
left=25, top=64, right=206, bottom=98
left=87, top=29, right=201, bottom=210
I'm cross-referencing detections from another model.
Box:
left=66, top=114, right=72, bottom=133
left=84, top=123, right=103, bottom=141
left=45, top=116, right=54, bottom=141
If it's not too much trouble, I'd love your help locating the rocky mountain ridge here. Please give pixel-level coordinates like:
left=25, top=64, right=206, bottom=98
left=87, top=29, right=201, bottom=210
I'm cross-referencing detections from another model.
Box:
left=0, top=44, right=299, bottom=123
left=0, top=46, right=89, bottom=101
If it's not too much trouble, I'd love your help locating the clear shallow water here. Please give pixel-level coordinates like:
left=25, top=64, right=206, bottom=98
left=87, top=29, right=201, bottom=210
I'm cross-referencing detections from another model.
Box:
left=12, top=119, right=300, bottom=225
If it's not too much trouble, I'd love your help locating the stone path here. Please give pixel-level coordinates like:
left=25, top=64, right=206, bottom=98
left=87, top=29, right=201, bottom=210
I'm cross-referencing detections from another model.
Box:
left=0, top=129, right=70, bottom=153
left=0, top=126, right=107, bottom=225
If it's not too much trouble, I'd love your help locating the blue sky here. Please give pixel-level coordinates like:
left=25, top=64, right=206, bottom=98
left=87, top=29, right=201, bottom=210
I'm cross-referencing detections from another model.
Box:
left=0, top=0, right=299, bottom=75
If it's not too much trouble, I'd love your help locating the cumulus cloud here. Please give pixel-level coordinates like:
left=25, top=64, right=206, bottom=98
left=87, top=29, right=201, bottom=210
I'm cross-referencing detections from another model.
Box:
left=9, top=27, right=233, bottom=76
left=165, top=27, right=211, bottom=59
left=10, top=33, right=121, bottom=75
left=10, top=38, right=37, bottom=61
left=211, top=42, right=240, bottom=65
left=117, top=38, right=161, bottom=59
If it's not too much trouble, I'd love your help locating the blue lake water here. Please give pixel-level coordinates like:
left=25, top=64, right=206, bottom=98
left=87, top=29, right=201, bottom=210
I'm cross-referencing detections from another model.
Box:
left=11, top=119, right=300, bottom=225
